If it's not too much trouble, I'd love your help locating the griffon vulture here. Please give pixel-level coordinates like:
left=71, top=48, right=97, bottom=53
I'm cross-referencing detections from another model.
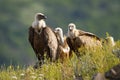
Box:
left=67, top=23, right=102, bottom=56
left=28, top=13, right=58, bottom=66
left=54, top=27, right=70, bottom=61
left=102, top=36, right=116, bottom=47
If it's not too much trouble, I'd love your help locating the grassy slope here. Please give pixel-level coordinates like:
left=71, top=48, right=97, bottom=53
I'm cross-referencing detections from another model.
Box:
left=0, top=40, right=120, bottom=80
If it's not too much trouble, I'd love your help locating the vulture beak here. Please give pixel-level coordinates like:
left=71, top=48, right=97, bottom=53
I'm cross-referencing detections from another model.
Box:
left=54, top=30, right=57, bottom=33
left=44, top=16, right=47, bottom=19
left=54, top=29, right=58, bottom=33
left=68, top=23, right=76, bottom=32
left=54, top=28, right=61, bottom=34
left=36, top=13, right=47, bottom=20
left=69, top=26, right=73, bottom=31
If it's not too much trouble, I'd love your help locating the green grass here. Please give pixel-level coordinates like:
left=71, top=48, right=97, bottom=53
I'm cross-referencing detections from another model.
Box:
left=0, top=41, right=120, bottom=80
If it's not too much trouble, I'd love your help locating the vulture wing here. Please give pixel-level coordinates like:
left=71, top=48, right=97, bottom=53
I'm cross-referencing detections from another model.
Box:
left=78, top=30, right=101, bottom=40
left=43, top=26, right=58, bottom=61
left=66, top=37, right=74, bottom=51
left=66, top=37, right=76, bottom=57
left=28, top=26, right=35, bottom=51
left=28, top=26, right=43, bottom=55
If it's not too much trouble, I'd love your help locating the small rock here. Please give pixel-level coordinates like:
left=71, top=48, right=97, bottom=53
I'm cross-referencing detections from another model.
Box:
left=92, top=73, right=106, bottom=80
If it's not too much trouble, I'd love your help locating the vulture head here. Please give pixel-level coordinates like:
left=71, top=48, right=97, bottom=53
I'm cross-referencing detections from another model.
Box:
left=54, top=27, right=64, bottom=45
left=32, top=13, right=47, bottom=33
left=35, top=13, right=47, bottom=21
left=68, top=23, right=76, bottom=31
left=68, top=23, right=77, bottom=38
left=106, top=36, right=115, bottom=47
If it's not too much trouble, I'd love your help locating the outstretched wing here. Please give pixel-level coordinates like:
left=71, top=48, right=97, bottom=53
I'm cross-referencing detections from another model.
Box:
left=78, top=30, right=101, bottom=41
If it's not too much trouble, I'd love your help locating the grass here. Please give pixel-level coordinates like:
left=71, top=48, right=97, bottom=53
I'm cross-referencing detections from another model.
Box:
left=0, top=40, right=120, bottom=80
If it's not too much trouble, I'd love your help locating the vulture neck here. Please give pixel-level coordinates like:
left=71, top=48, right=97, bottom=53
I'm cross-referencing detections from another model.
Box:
left=68, top=28, right=76, bottom=39
left=37, top=19, right=46, bottom=29
left=33, top=19, right=46, bottom=34
left=58, top=31, right=64, bottom=45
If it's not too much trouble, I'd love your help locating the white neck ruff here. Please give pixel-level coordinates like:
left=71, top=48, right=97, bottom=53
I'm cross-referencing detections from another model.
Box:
left=32, top=19, right=46, bottom=29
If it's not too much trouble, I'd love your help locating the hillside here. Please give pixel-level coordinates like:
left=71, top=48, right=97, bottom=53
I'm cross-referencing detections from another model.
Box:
left=0, top=41, right=120, bottom=80
left=0, top=0, right=120, bottom=65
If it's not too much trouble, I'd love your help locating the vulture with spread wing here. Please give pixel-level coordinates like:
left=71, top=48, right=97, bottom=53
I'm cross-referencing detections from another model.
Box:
left=28, top=13, right=58, bottom=66
left=67, top=23, right=102, bottom=56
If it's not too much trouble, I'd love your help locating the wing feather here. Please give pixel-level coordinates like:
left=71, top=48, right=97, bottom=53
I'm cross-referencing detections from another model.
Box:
left=78, top=30, right=101, bottom=40
left=28, top=26, right=34, bottom=49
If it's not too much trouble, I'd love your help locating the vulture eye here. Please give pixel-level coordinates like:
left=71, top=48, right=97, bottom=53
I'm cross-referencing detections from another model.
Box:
left=37, top=15, right=41, bottom=20
left=37, top=15, right=46, bottom=20
left=55, top=29, right=59, bottom=33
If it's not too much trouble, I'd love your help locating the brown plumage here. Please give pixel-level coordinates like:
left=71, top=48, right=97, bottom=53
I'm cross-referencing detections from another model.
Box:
left=54, top=27, right=70, bottom=61
left=28, top=13, right=58, bottom=66
left=68, top=23, right=101, bottom=40
left=67, top=23, right=102, bottom=56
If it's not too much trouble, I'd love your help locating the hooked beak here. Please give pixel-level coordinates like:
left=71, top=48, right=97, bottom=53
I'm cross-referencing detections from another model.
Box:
left=54, top=30, right=57, bottom=33
left=69, top=27, right=73, bottom=31
left=44, top=16, right=47, bottom=19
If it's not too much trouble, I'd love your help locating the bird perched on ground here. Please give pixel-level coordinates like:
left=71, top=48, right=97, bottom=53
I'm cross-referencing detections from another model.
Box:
left=54, top=27, right=70, bottom=61
left=92, top=73, right=106, bottom=80
left=28, top=13, right=58, bottom=66
left=102, top=36, right=116, bottom=47
left=67, top=23, right=102, bottom=57
left=112, top=48, right=120, bottom=58
left=102, top=36, right=120, bottom=58
left=67, top=23, right=101, bottom=39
